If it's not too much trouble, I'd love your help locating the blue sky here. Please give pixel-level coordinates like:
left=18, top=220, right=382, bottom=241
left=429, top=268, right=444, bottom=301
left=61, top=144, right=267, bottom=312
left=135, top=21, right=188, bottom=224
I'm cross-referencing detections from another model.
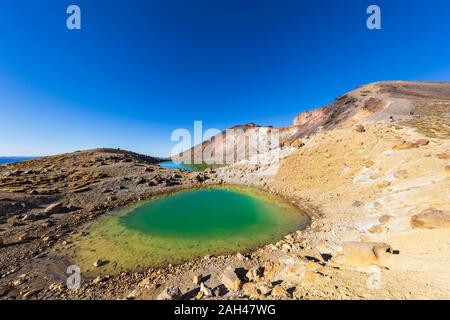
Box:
left=0, top=0, right=449, bottom=157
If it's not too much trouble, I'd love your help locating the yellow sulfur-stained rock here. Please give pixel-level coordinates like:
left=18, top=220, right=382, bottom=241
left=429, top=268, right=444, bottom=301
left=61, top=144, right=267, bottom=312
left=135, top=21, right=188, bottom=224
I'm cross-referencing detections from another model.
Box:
left=221, top=267, right=242, bottom=292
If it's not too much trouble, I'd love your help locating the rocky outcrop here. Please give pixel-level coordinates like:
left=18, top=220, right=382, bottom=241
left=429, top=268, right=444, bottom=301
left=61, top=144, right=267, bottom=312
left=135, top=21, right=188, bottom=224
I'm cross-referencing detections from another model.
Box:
left=221, top=266, right=242, bottom=292
left=156, top=286, right=182, bottom=300
left=334, top=242, right=393, bottom=267
left=411, top=208, right=450, bottom=229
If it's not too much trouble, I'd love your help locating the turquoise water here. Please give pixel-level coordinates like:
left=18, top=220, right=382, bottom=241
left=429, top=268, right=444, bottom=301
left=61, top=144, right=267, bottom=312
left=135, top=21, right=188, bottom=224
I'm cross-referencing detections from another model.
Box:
left=159, top=160, right=194, bottom=171
left=70, top=186, right=309, bottom=274
left=122, top=188, right=286, bottom=238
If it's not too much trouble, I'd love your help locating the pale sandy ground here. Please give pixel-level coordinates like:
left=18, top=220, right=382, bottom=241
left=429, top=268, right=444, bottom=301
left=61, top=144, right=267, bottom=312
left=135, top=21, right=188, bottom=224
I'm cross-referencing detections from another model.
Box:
left=216, top=118, right=450, bottom=299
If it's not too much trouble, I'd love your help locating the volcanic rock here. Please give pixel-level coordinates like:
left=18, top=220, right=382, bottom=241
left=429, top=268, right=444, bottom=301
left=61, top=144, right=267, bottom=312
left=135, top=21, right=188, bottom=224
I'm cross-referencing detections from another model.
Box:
left=221, top=266, right=242, bottom=292
left=411, top=208, right=450, bottom=229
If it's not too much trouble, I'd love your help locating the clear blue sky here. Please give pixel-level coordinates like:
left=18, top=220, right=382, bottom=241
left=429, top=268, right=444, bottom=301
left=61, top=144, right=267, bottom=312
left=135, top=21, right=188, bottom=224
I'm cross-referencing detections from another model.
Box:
left=0, top=0, right=449, bottom=157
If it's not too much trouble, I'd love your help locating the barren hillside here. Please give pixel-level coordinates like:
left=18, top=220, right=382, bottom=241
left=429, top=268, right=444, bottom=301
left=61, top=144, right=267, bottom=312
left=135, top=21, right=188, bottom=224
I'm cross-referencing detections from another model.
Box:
left=176, top=81, right=450, bottom=165
left=215, top=80, right=450, bottom=299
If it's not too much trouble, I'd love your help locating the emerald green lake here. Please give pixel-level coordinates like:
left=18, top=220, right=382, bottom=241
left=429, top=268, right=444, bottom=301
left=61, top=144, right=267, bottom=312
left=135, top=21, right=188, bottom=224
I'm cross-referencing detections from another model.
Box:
left=70, top=187, right=309, bottom=274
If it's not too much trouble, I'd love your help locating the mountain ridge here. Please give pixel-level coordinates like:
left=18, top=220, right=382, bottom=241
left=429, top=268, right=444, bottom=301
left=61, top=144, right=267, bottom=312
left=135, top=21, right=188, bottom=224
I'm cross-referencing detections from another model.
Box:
left=174, top=80, right=450, bottom=164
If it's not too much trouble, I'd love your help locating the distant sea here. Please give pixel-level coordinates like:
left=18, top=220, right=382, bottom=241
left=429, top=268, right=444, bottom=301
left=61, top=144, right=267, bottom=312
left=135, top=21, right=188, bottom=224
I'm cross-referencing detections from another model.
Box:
left=0, top=157, right=35, bottom=165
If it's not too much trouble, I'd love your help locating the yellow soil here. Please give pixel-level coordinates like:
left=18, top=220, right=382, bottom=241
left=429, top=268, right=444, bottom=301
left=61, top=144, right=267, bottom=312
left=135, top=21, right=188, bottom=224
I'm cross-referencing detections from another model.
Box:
left=271, top=122, right=450, bottom=299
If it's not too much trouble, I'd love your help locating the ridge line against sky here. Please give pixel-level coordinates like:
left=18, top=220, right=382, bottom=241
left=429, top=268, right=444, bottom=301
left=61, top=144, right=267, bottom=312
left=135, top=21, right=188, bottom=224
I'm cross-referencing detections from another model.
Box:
left=0, top=0, right=449, bottom=157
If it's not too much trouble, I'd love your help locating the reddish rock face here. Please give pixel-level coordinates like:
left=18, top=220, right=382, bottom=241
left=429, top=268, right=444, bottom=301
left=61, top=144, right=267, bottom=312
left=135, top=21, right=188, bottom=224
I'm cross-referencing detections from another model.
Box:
left=415, top=139, right=430, bottom=146
left=411, top=208, right=450, bottom=229
left=293, top=108, right=328, bottom=127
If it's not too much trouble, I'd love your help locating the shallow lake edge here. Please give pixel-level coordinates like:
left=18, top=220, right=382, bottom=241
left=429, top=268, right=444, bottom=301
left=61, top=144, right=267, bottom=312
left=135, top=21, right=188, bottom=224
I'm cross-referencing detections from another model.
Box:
left=62, top=183, right=312, bottom=277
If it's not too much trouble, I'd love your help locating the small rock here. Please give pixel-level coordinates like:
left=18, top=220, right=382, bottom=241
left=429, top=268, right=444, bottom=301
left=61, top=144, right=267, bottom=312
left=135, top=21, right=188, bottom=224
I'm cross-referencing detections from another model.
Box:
left=271, top=285, right=289, bottom=299
left=213, top=285, right=227, bottom=297
left=290, top=139, right=305, bottom=148
left=368, top=225, right=386, bottom=234
left=246, top=266, right=264, bottom=282
left=436, top=151, right=450, bottom=160
left=44, top=202, right=64, bottom=214
left=12, top=277, right=25, bottom=286
left=93, top=276, right=109, bottom=284
left=0, top=286, right=10, bottom=297
left=200, top=282, right=213, bottom=297
left=19, top=232, right=30, bottom=242
left=264, top=255, right=306, bottom=284
left=395, top=170, right=409, bottom=179
left=392, top=141, right=419, bottom=150
left=194, top=291, right=204, bottom=300
left=221, top=266, right=242, bottom=292
left=411, top=208, right=450, bottom=229
left=236, top=252, right=246, bottom=261
left=353, top=125, right=366, bottom=133
left=48, top=283, right=64, bottom=291
left=126, top=290, right=137, bottom=300
left=41, top=220, right=53, bottom=228
left=336, top=242, right=392, bottom=266
left=138, top=277, right=154, bottom=289
left=303, top=261, right=324, bottom=281
left=156, top=286, right=182, bottom=300
left=255, top=282, right=273, bottom=295
left=21, top=214, right=36, bottom=222
left=135, top=177, right=146, bottom=185
left=352, top=201, right=364, bottom=207
left=193, top=274, right=202, bottom=285
left=93, top=259, right=105, bottom=267
left=292, top=287, right=304, bottom=299
left=378, top=215, right=394, bottom=224
left=364, top=160, right=375, bottom=168
left=415, top=139, right=429, bottom=146
left=22, top=288, right=41, bottom=299
left=242, top=282, right=261, bottom=298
